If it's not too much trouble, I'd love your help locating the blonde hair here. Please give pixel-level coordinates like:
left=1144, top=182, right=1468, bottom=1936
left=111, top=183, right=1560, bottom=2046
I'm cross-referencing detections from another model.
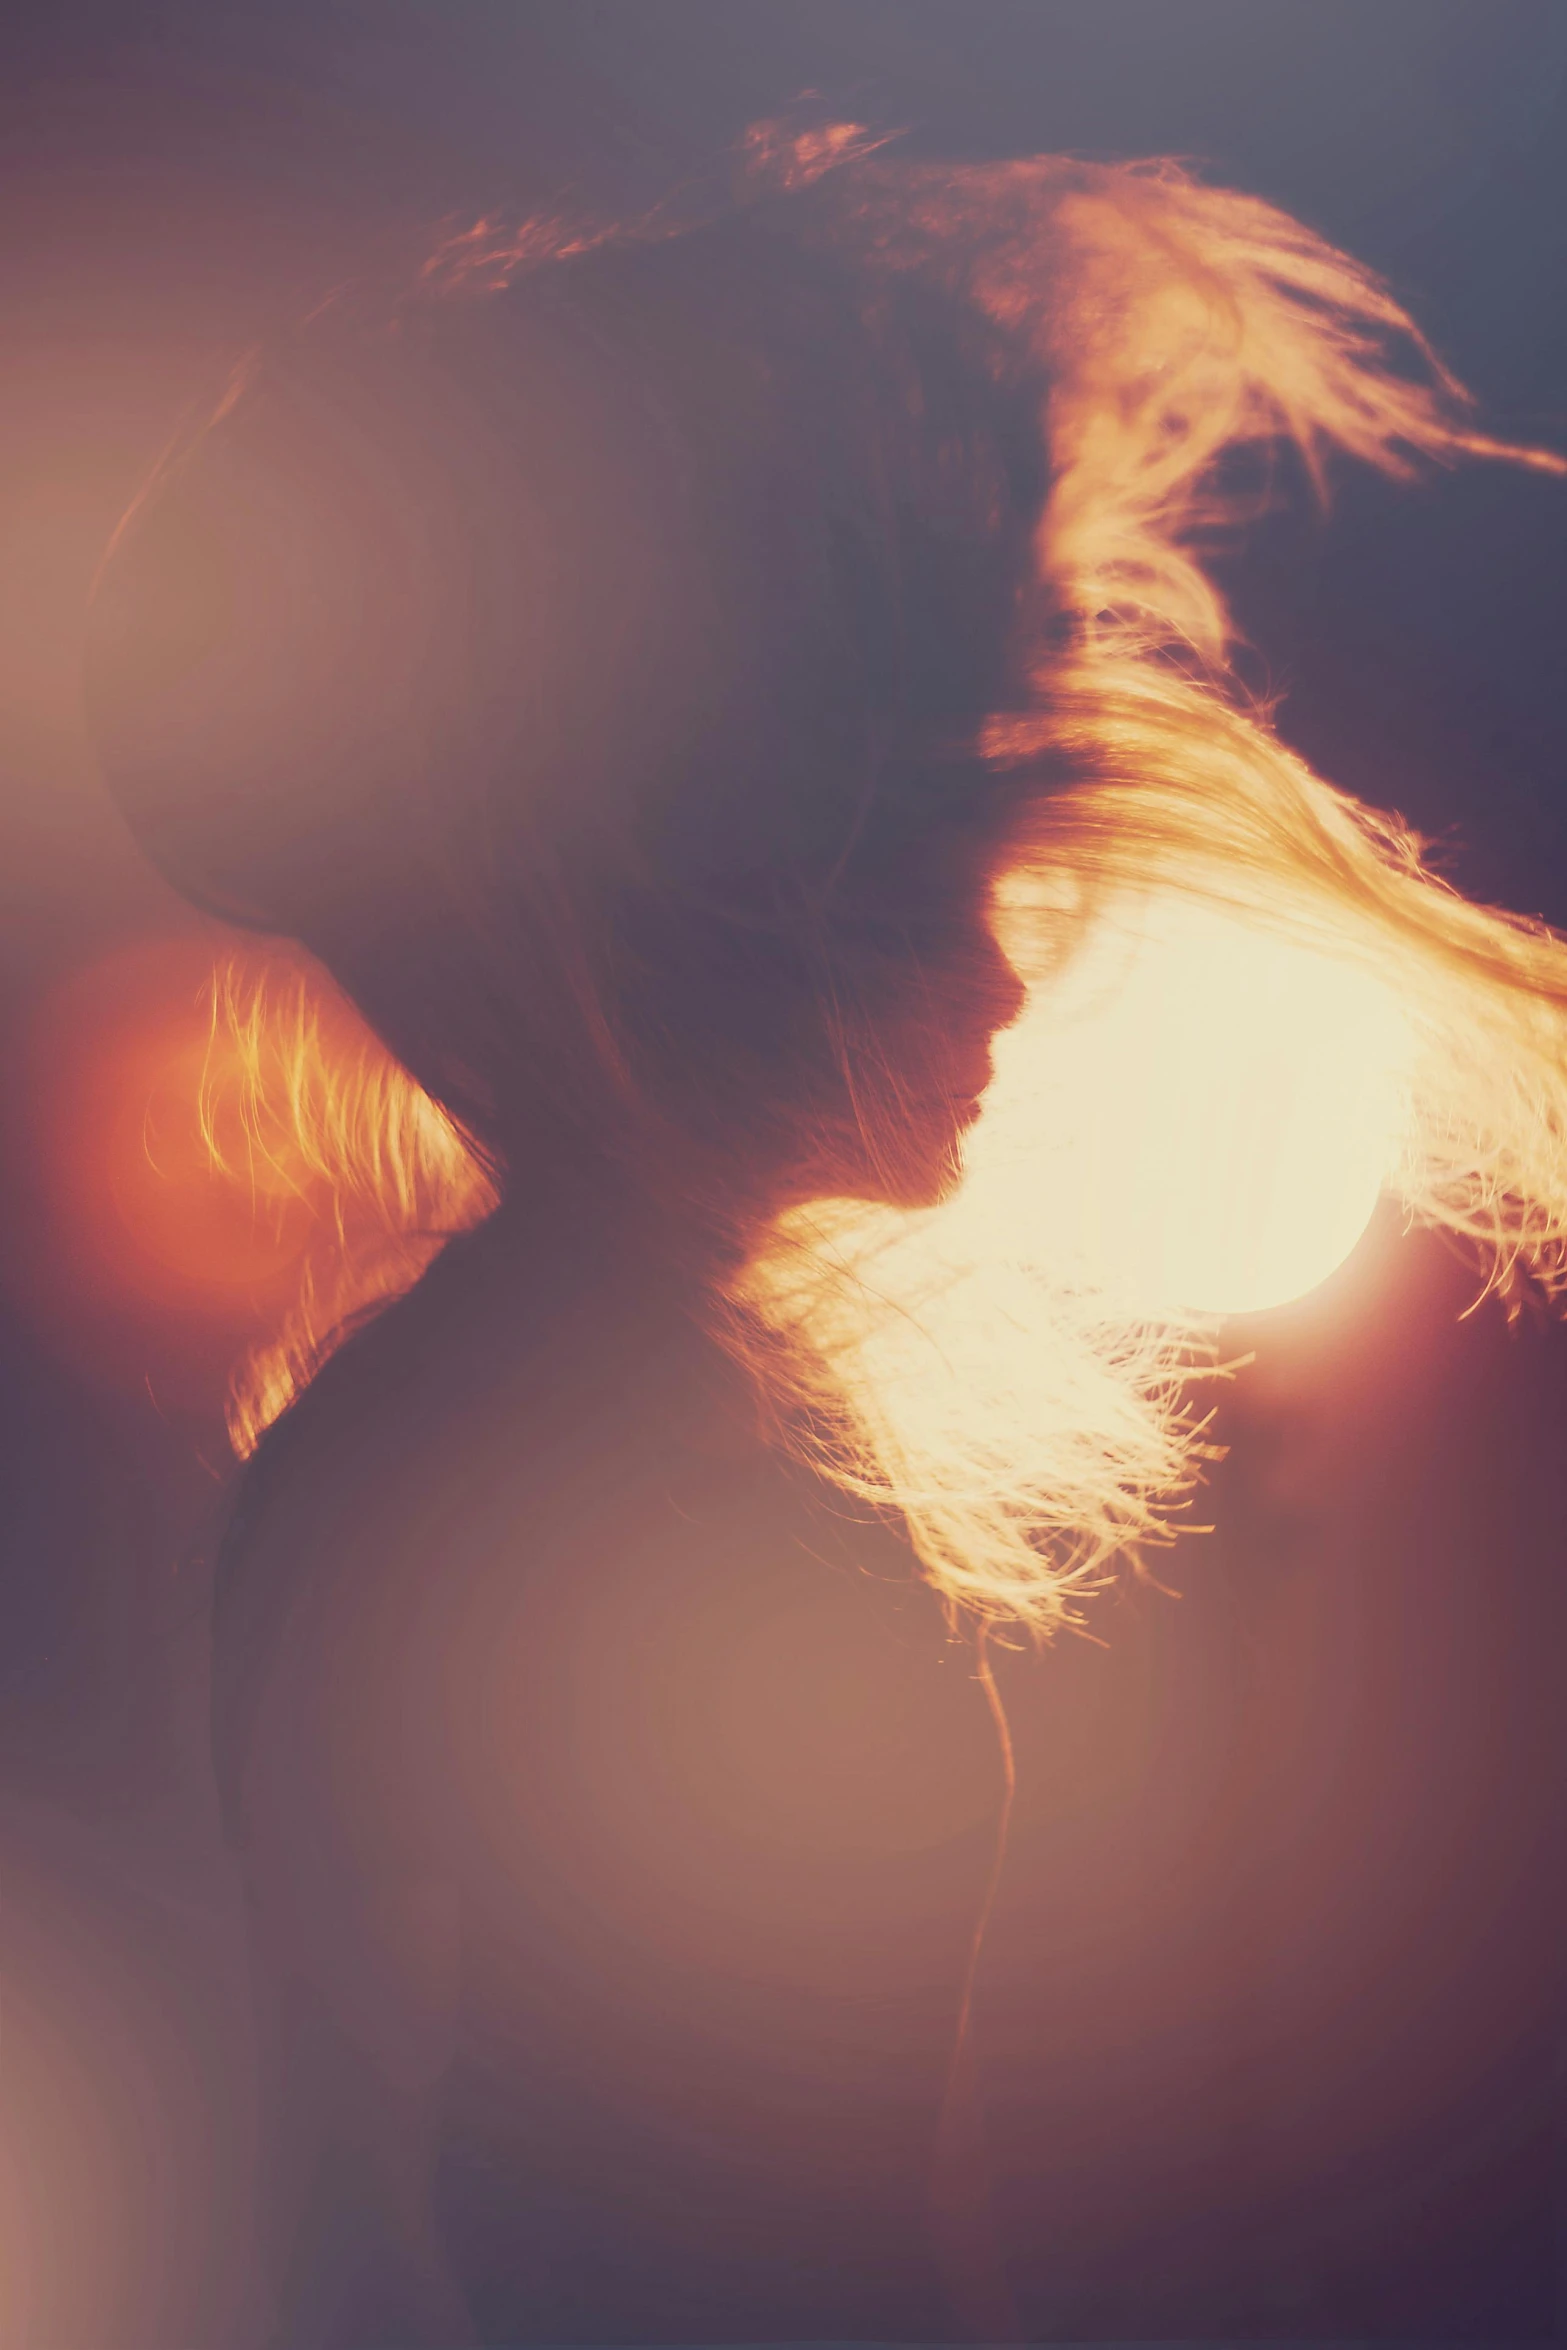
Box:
left=205, top=140, right=1566, bottom=1632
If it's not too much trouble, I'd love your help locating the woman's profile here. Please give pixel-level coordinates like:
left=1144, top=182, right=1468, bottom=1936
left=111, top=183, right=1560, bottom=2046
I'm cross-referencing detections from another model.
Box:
left=85, top=123, right=1567, bottom=2347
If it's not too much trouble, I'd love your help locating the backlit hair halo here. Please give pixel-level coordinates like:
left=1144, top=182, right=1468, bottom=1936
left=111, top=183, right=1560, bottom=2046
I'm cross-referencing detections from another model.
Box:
left=90, top=119, right=1567, bottom=1634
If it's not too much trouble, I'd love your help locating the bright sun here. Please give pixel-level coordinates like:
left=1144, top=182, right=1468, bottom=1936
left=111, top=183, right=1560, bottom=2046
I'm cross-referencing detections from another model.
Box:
left=977, top=895, right=1414, bottom=1321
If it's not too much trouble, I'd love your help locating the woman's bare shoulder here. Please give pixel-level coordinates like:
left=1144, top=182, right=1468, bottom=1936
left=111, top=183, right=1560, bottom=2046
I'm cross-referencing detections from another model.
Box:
left=209, top=1230, right=778, bottom=1838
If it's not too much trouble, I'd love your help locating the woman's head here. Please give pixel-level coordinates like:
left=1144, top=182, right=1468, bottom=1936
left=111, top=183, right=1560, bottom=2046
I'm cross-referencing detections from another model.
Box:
left=86, top=186, right=1043, bottom=1230
left=87, top=128, right=1567, bottom=1629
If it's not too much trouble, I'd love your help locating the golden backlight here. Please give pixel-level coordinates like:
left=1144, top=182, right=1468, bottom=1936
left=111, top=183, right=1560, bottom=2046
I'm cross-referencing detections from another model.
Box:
left=977, top=899, right=1414, bottom=1320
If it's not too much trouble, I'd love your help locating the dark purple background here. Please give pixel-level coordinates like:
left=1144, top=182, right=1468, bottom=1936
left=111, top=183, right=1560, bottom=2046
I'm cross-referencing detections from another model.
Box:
left=0, top=5, right=1561, bottom=2341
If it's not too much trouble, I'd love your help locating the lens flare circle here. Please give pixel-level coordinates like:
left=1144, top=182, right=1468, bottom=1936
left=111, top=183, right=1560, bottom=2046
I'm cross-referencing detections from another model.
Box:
left=979, top=898, right=1413, bottom=1320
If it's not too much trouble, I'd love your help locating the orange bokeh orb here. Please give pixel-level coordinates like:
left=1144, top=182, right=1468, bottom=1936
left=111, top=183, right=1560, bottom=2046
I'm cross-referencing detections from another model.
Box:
left=15, top=932, right=329, bottom=1404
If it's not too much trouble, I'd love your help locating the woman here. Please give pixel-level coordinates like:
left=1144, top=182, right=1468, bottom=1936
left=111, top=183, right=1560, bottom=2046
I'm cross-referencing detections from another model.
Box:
left=86, top=125, right=1567, bottom=2345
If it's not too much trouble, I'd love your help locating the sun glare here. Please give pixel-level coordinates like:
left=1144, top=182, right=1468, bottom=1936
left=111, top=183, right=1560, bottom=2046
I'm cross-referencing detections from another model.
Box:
left=976, top=898, right=1414, bottom=1321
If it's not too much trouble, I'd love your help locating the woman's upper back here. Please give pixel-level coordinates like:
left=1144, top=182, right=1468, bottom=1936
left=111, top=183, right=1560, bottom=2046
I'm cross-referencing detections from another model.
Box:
left=216, top=1210, right=1006, bottom=2338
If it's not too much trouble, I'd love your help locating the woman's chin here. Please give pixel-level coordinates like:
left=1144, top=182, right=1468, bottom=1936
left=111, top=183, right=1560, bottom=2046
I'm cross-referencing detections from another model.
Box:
left=781, top=1101, right=978, bottom=1217
left=874, top=1126, right=972, bottom=1212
